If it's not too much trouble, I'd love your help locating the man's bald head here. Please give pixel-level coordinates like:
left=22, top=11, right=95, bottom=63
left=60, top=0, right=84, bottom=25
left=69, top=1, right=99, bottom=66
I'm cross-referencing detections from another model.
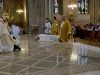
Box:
left=62, top=15, right=67, bottom=21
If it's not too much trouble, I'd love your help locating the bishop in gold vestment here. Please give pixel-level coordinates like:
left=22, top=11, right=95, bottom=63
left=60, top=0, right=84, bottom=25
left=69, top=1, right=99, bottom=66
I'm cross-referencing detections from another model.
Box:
left=59, top=15, right=73, bottom=42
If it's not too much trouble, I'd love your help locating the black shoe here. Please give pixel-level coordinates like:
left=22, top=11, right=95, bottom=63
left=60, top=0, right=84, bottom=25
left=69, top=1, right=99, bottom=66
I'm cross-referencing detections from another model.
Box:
left=13, top=45, right=21, bottom=52
left=74, top=39, right=76, bottom=42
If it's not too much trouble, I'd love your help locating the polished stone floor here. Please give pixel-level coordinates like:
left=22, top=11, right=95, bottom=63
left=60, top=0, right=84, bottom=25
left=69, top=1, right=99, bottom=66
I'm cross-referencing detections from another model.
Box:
left=0, top=34, right=100, bottom=75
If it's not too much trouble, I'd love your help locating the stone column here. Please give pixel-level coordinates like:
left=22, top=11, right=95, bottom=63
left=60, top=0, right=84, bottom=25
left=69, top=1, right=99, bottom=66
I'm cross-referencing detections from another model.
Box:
left=90, top=0, right=100, bottom=24
left=45, top=0, right=53, bottom=18
left=23, top=0, right=27, bottom=32
left=94, top=0, right=100, bottom=23
left=48, top=0, right=51, bottom=18
left=90, top=0, right=95, bottom=24
left=45, top=0, right=49, bottom=18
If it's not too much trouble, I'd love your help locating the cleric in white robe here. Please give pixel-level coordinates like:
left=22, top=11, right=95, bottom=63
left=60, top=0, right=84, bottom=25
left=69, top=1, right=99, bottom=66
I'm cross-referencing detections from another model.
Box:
left=12, top=25, right=20, bottom=41
left=44, top=18, right=52, bottom=34
left=11, top=23, right=15, bottom=34
left=0, top=18, right=14, bottom=53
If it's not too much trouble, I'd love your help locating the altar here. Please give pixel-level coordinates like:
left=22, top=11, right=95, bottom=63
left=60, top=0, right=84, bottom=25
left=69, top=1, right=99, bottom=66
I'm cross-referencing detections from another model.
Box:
left=31, top=25, right=39, bottom=34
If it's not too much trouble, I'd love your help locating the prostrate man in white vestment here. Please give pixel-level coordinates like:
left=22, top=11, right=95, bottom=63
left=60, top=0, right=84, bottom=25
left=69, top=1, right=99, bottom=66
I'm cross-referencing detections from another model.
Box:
left=0, top=18, right=14, bottom=53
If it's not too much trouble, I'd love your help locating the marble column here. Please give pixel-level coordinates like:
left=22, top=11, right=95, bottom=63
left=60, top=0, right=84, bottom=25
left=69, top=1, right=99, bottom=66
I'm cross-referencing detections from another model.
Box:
left=45, top=0, right=53, bottom=18
left=23, top=0, right=27, bottom=32
left=94, top=0, right=100, bottom=23
left=90, top=0, right=95, bottom=24
left=45, top=0, right=49, bottom=18
left=90, top=0, right=100, bottom=24
left=48, top=0, right=51, bottom=18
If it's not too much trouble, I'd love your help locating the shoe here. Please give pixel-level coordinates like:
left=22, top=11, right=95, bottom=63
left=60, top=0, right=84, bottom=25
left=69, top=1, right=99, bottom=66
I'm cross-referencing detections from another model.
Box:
left=13, top=45, right=21, bottom=52
left=0, top=52, right=3, bottom=54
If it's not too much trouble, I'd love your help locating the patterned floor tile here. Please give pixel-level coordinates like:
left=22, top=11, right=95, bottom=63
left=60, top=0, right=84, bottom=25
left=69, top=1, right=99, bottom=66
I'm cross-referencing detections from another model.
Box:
left=28, top=50, right=42, bottom=54
left=54, top=62, right=76, bottom=69
left=52, top=52, right=71, bottom=57
left=29, top=54, right=47, bottom=60
left=38, top=51, right=55, bottom=56
left=0, top=64, right=27, bottom=74
left=2, top=57, right=23, bottom=63
left=18, top=67, right=48, bottom=74
left=0, top=72, right=12, bottom=75
left=34, top=60, right=57, bottom=69
left=15, top=58, right=39, bottom=66
left=44, top=56, right=65, bottom=62
left=0, top=62, right=10, bottom=69
left=13, top=52, right=34, bottom=58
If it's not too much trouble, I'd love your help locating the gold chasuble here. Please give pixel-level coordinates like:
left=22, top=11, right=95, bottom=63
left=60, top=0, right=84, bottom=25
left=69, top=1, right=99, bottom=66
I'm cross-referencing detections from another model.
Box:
left=59, top=19, right=73, bottom=42
left=51, top=20, right=60, bottom=35
left=68, top=25, right=73, bottom=42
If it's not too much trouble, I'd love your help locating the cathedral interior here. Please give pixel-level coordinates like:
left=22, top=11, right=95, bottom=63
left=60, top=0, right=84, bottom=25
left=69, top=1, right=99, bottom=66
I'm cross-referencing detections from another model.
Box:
left=0, top=0, right=100, bottom=75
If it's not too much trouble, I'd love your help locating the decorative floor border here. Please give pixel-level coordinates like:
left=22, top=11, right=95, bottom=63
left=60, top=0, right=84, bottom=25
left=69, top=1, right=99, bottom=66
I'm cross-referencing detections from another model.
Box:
left=18, top=63, right=100, bottom=75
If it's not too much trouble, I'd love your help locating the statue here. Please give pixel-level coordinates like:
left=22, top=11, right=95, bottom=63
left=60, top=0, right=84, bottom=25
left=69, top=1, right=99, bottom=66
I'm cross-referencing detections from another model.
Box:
left=99, top=10, right=100, bottom=21
left=69, top=10, right=74, bottom=19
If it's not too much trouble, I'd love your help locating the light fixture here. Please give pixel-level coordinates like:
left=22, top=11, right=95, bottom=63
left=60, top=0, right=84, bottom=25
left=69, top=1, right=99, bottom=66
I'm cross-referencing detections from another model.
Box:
left=68, top=0, right=77, bottom=9
left=99, top=10, right=100, bottom=16
left=98, top=10, right=100, bottom=19
left=16, top=9, right=23, bottom=14
left=16, top=4, right=23, bottom=14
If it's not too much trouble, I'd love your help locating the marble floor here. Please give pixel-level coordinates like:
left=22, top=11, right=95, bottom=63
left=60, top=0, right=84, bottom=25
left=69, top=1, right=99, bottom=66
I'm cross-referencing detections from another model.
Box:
left=75, top=37, right=100, bottom=48
left=0, top=34, right=100, bottom=75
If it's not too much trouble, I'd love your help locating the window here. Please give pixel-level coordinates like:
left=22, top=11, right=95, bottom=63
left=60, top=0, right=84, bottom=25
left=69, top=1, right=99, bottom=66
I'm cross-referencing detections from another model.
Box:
left=78, top=0, right=89, bottom=14
left=54, top=0, right=59, bottom=14
left=0, top=0, right=3, bottom=11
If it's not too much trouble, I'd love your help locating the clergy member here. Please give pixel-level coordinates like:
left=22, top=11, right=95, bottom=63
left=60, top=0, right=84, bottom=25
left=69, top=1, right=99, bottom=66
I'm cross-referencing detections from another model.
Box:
left=59, top=15, right=73, bottom=42
left=44, top=18, right=52, bottom=34
left=0, top=18, right=14, bottom=53
left=51, top=16, right=60, bottom=35
left=12, top=25, right=20, bottom=41
left=11, top=22, right=15, bottom=34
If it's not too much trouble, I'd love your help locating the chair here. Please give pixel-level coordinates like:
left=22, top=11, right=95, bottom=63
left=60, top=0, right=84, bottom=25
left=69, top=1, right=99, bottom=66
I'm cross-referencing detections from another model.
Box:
left=96, top=31, right=100, bottom=45
left=85, top=31, right=95, bottom=44
left=89, top=31, right=95, bottom=40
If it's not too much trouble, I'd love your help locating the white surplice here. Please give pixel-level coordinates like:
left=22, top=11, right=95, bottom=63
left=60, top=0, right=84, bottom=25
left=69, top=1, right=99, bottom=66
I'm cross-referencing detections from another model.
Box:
left=38, top=34, right=59, bottom=41
left=12, top=26, right=20, bottom=41
left=44, top=22, right=51, bottom=34
left=11, top=24, right=15, bottom=33
left=0, top=19, right=14, bottom=53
